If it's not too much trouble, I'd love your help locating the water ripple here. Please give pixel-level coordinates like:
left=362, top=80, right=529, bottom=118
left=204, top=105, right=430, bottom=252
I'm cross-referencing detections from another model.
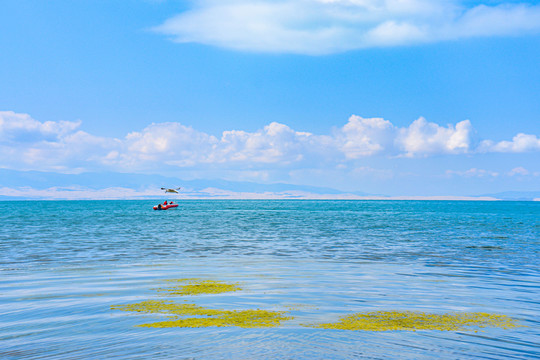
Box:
left=0, top=200, right=538, bottom=359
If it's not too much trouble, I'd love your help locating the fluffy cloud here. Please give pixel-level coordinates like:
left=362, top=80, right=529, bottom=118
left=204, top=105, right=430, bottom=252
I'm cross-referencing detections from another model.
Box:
left=396, top=118, right=473, bottom=157
left=0, top=110, right=81, bottom=142
left=152, top=0, right=540, bottom=54
left=0, top=111, right=117, bottom=172
left=479, top=133, right=540, bottom=153
left=121, top=122, right=218, bottom=167
left=335, top=116, right=395, bottom=158
left=214, top=122, right=315, bottom=164
left=0, top=111, right=538, bottom=174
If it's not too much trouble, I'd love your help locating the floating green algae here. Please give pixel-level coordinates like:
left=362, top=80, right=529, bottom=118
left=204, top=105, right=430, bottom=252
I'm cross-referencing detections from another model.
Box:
left=111, top=300, right=216, bottom=315
left=310, top=311, right=519, bottom=331
left=157, top=279, right=242, bottom=296
left=111, top=300, right=292, bottom=328
left=112, top=279, right=520, bottom=332
left=141, top=309, right=292, bottom=328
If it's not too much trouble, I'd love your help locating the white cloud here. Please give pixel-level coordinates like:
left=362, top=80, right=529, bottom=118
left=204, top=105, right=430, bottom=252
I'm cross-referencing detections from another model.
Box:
left=0, top=111, right=117, bottom=172
left=334, top=115, right=395, bottom=158
left=213, top=122, right=314, bottom=164
left=396, top=117, right=473, bottom=157
left=446, top=168, right=499, bottom=178
left=0, top=111, right=538, bottom=175
left=0, top=110, right=81, bottom=142
left=508, top=166, right=529, bottom=176
left=448, top=3, right=540, bottom=39
left=479, top=133, right=540, bottom=153
left=152, top=0, right=540, bottom=54
left=507, top=166, right=540, bottom=177
left=121, top=122, right=217, bottom=167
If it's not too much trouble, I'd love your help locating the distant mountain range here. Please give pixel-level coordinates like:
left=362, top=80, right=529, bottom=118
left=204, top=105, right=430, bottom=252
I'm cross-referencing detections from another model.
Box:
left=0, top=169, right=538, bottom=200
left=479, top=191, right=540, bottom=201
left=0, top=168, right=370, bottom=200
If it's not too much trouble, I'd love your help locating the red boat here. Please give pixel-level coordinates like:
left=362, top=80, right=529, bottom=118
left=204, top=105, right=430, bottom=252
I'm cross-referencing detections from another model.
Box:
left=153, top=203, right=179, bottom=210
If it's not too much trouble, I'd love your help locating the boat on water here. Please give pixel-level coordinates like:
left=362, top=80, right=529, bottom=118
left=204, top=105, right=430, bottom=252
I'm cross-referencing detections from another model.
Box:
left=153, top=202, right=178, bottom=211
left=154, top=187, right=181, bottom=210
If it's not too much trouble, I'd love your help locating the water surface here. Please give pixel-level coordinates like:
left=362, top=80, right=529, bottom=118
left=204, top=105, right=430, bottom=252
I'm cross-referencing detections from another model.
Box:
left=1, top=200, right=538, bottom=359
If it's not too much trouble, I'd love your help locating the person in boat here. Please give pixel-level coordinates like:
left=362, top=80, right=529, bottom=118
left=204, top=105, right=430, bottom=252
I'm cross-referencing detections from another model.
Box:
left=157, top=203, right=162, bottom=210
left=163, top=201, right=167, bottom=205
left=169, top=201, right=174, bottom=204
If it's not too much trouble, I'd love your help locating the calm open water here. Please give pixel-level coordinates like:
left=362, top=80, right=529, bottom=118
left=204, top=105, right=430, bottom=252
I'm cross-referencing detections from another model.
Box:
left=0, top=200, right=538, bottom=359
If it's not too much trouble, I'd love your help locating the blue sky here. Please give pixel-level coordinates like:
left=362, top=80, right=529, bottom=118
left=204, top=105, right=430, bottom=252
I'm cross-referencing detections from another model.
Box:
left=1, top=0, right=539, bottom=197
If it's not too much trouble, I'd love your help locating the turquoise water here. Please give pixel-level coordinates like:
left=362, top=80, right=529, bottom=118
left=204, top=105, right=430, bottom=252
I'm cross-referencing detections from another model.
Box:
left=0, top=200, right=538, bottom=359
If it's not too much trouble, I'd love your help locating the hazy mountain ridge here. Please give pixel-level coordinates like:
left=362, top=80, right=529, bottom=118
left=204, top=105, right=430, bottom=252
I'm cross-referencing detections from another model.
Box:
left=1, top=169, right=537, bottom=200
left=0, top=169, right=369, bottom=199
left=479, top=191, right=540, bottom=201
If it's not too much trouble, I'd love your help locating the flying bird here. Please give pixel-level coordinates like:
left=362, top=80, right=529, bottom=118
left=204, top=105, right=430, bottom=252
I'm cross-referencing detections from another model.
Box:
left=161, top=187, right=182, bottom=193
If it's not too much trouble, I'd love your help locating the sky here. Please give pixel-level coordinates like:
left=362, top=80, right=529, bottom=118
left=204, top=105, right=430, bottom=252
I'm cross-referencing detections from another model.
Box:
left=1, top=0, right=539, bottom=197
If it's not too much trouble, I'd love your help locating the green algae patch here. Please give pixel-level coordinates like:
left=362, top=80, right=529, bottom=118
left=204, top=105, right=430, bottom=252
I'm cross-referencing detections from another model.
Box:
left=111, top=300, right=292, bottom=329
left=310, top=311, right=519, bottom=332
left=111, top=300, right=220, bottom=316
left=141, top=309, right=292, bottom=328
left=157, top=279, right=242, bottom=296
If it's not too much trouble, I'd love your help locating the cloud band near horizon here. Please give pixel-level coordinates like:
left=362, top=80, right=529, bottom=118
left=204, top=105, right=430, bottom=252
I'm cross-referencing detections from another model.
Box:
left=153, top=0, right=540, bottom=54
left=1, top=110, right=539, bottom=174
